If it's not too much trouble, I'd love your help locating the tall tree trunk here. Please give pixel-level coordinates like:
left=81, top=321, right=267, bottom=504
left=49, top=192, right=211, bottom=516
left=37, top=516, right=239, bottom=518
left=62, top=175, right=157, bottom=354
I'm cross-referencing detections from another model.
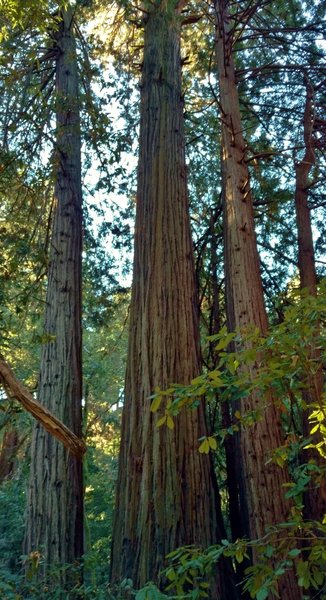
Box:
left=294, top=76, right=325, bottom=521
left=214, top=1, right=301, bottom=597
left=295, top=77, right=318, bottom=296
left=0, top=428, right=18, bottom=483
left=24, top=8, right=83, bottom=590
left=208, top=203, right=246, bottom=551
left=111, top=3, right=236, bottom=597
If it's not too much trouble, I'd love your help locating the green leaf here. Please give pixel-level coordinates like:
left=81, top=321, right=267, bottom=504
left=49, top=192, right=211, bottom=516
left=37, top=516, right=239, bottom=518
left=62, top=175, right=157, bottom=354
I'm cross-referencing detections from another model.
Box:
left=264, top=545, right=274, bottom=558
left=151, top=396, right=162, bottom=413
left=229, top=359, right=239, bottom=374
left=196, top=386, right=207, bottom=396
left=297, top=560, right=310, bottom=589
left=198, top=438, right=210, bottom=454
left=208, top=371, right=224, bottom=386
left=312, top=566, right=324, bottom=586
left=191, top=375, right=204, bottom=385
left=256, top=588, right=269, bottom=600
left=215, top=332, right=236, bottom=351
left=310, top=424, right=320, bottom=434
left=166, top=568, right=176, bottom=581
left=208, top=436, right=217, bottom=450
left=166, top=415, right=174, bottom=430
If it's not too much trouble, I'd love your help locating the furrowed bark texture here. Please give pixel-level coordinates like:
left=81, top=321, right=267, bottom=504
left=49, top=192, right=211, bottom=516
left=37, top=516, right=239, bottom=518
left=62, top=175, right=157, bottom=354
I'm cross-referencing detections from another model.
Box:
left=295, top=79, right=318, bottom=297
left=24, top=9, right=83, bottom=587
left=0, top=428, right=18, bottom=482
left=214, top=1, right=301, bottom=597
left=295, top=78, right=325, bottom=521
left=111, top=4, right=235, bottom=597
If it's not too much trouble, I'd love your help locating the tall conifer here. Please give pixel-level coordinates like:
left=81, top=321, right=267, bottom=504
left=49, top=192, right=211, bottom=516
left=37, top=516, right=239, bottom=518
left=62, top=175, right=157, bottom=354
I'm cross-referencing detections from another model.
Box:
left=24, top=6, right=83, bottom=589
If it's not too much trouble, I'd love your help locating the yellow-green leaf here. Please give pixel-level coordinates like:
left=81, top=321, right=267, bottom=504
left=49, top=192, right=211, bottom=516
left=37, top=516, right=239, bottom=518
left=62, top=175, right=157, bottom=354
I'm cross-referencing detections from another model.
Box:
left=215, top=332, right=236, bottom=351
left=191, top=375, right=204, bottom=385
left=166, top=415, right=174, bottom=430
left=166, top=568, right=176, bottom=581
left=275, top=455, right=285, bottom=468
left=197, top=386, right=207, bottom=396
left=208, top=436, right=217, bottom=450
left=150, top=396, right=162, bottom=413
left=310, top=424, right=320, bottom=434
left=199, top=438, right=210, bottom=454
left=157, top=416, right=167, bottom=428
left=208, top=370, right=222, bottom=380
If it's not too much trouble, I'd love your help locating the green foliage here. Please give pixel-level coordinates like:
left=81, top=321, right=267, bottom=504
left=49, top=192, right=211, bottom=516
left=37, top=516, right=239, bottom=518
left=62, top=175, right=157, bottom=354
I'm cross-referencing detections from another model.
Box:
left=0, top=291, right=127, bottom=597
left=135, top=582, right=170, bottom=600
left=0, top=558, right=109, bottom=599
left=0, top=0, right=325, bottom=596
left=0, top=476, right=26, bottom=576
left=153, top=282, right=325, bottom=448
left=150, top=283, right=326, bottom=598
left=0, top=0, right=56, bottom=40
left=159, top=516, right=326, bottom=599
left=84, top=447, right=118, bottom=587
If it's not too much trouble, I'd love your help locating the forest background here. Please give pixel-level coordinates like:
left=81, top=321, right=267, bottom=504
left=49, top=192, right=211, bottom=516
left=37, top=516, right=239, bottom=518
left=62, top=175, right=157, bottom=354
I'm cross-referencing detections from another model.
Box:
left=0, top=0, right=325, bottom=599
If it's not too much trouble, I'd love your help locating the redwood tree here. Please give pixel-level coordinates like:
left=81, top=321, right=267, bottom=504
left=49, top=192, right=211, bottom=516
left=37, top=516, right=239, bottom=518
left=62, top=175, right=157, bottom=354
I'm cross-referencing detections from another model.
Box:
left=110, top=2, right=235, bottom=596
left=214, top=1, right=300, bottom=597
left=294, top=75, right=325, bottom=521
left=295, top=76, right=319, bottom=296
left=24, top=6, right=83, bottom=587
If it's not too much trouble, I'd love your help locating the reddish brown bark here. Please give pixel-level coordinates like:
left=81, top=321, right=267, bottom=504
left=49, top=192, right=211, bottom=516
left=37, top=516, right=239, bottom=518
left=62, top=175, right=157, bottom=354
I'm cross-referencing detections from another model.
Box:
left=295, top=78, right=318, bottom=296
left=24, top=8, right=84, bottom=588
left=0, top=428, right=18, bottom=482
left=111, top=3, right=236, bottom=597
left=214, top=1, right=301, bottom=597
left=294, top=76, right=325, bottom=521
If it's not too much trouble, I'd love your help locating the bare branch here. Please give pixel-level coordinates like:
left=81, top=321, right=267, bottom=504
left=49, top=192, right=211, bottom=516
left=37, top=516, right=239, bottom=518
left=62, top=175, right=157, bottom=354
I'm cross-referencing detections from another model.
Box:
left=0, top=355, right=86, bottom=459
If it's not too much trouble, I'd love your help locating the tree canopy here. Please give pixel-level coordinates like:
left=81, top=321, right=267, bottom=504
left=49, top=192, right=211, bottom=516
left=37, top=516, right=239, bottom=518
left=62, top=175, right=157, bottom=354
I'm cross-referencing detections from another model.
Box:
left=0, top=1, right=325, bottom=599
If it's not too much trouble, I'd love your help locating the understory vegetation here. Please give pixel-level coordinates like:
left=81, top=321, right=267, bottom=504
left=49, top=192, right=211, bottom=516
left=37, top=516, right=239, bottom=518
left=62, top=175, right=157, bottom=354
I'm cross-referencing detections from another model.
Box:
left=0, top=0, right=325, bottom=599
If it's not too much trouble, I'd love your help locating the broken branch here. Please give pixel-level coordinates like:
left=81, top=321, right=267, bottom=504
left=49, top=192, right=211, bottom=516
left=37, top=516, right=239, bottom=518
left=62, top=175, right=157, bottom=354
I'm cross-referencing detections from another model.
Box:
left=0, top=354, right=86, bottom=459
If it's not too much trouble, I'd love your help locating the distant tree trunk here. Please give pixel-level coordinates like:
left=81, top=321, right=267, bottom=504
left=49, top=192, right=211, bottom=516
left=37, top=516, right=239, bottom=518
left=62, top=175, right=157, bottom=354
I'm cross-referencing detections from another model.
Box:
left=214, top=1, right=301, bottom=597
left=24, top=7, right=83, bottom=589
left=294, top=76, right=325, bottom=521
left=295, top=77, right=318, bottom=296
left=207, top=203, right=245, bottom=553
left=0, top=428, right=18, bottom=483
left=111, top=3, right=236, bottom=597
